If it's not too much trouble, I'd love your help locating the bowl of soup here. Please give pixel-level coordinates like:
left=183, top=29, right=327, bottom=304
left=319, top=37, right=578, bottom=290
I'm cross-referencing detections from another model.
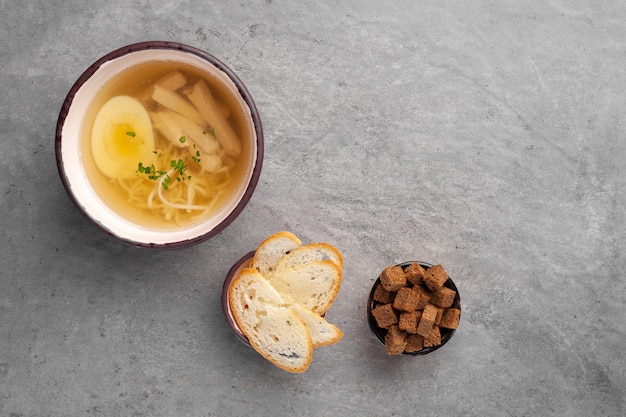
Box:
left=56, top=41, right=263, bottom=248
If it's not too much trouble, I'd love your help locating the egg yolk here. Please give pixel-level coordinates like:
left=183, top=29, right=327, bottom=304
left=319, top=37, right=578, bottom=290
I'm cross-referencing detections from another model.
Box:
left=112, top=123, right=143, bottom=157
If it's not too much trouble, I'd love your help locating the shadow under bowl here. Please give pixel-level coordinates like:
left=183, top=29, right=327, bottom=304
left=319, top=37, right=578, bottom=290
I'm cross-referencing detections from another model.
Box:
left=367, top=261, right=461, bottom=355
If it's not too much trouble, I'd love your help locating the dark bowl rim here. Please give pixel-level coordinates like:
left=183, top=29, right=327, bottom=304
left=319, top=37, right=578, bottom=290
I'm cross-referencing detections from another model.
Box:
left=367, top=261, right=461, bottom=355
left=221, top=250, right=256, bottom=345
left=55, top=41, right=264, bottom=249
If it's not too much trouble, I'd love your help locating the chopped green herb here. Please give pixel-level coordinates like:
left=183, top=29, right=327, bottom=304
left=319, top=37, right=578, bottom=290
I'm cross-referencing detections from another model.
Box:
left=164, top=175, right=173, bottom=188
left=138, top=158, right=192, bottom=190
left=137, top=162, right=154, bottom=174
left=179, top=136, right=187, bottom=143
left=126, top=131, right=136, bottom=137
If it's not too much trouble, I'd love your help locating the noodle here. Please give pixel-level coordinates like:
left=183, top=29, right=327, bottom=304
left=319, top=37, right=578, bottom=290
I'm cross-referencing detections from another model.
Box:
left=106, top=138, right=235, bottom=226
left=84, top=63, right=249, bottom=228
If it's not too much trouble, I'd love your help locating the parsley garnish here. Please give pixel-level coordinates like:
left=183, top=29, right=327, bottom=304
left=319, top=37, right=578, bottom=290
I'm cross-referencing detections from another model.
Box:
left=191, top=145, right=201, bottom=163
left=126, top=131, right=136, bottom=137
left=203, top=128, right=216, bottom=139
left=138, top=160, right=189, bottom=190
left=170, top=158, right=186, bottom=175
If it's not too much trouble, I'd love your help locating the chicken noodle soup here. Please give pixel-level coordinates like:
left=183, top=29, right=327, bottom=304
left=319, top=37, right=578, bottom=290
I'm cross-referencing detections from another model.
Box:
left=81, top=60, right=253, bottom=228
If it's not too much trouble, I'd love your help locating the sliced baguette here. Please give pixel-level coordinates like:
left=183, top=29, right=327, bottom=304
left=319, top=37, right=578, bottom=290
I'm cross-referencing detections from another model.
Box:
left=228, top=268, right=313, bottom=373
left=274, top=243, right=343, bottom=273
left=251, top=231, right=302, bottom=276
left=290, top=304, right=343, bottom=348
left=267, top=260, right=342, bottom=315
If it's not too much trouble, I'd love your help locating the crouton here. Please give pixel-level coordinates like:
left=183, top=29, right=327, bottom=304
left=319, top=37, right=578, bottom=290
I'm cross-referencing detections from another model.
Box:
left=439, top=308, right=461, bottom=330
left=398, top=310, right=421, bottom=334
left=405, top=334, right=424, bottom=353
left=384, top=325, right=407, bottom=355
left=423, top=265, right=448, bottom=291
left=411, top=284, right=432, bottom=310
left=423, top=326, right=441, bottom=348
left=372, top=283, right=394, bottom=304
left=404, top=262, right=425, bottom=286
left=433, top=306, right=444, bottom=326
left=430, top=286, right=456, bottom=308
left=392, top=287, right=421, bottom=312
left=380, top=265, right=406, bottom=292
left=416, top=304, right=437, bottom=337
left=371, top=303, right=398, bottom=329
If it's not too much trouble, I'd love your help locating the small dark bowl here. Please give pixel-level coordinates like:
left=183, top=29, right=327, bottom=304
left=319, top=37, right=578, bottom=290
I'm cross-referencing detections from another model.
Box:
left=367, top=261, right=461, bottom=355
left=221, top=251, right=256, bottom=346
left=221, top=250, right=331, bottom=346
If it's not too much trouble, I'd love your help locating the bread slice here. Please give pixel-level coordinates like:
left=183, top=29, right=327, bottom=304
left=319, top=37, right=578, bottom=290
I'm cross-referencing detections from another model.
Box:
left=251, top=231, right=302, bottom=276
left=228, top=268, right=313, bottom=373
left=274, top=243, right=343, bottom=273
left=267, top=260, right=342, bottom=315
left=290, top=304, right=343, bottom=348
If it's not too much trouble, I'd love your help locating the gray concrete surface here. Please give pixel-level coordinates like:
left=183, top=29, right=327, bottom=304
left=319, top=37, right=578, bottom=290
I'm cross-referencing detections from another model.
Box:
left=2, top=1, right=625, bottom=416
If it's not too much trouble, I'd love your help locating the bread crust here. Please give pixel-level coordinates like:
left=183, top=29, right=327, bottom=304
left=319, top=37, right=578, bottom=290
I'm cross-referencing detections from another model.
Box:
left=228, top=232, right=344, bottom=372
left=251, top=231, right=302, bottom=275
left=228, top=268, right=313, bottom=373
left=275, top=242, right=343, bottom=272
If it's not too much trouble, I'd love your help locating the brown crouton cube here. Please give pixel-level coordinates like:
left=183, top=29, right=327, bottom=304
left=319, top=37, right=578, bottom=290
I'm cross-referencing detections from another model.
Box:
left=412, top=284, right=432, bottom=310
left=380, top=266, right=406, bottom=292
left=398, top=310, right=421, bottom=334
left=439, top=308, right=461, bottom=330
left=433, top=306, right=444, bottom=326
left=404, top=262, right=425, bottom=286
left=384, top=325, right=407, bottom=355
left=405, top=334, right=424, bottom=353
left=416, top=304, right=437, bottom=337
left=372, top=283, right=394, bottom=304
left=371, top=303, right=398, bottom=329
left=423, top=326, right=441, bottom=348
left=430, top=286, right=456, bottom=308
left=392, top=287, right=421, bottom=312
left=423, top=265, right=448, bottom=291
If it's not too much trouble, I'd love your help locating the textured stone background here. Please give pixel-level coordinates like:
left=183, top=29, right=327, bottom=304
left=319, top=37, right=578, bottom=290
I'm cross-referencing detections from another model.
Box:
left=1, top=1, right=625, bottom=416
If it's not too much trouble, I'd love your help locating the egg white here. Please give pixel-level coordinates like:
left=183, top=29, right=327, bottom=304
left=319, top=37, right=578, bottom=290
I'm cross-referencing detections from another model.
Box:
left=91, top=95, right=156, bottom=179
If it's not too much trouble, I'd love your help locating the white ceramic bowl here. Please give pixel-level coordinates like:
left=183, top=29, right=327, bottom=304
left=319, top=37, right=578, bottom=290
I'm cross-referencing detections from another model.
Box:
left=56, top=42, right=263, bottom=248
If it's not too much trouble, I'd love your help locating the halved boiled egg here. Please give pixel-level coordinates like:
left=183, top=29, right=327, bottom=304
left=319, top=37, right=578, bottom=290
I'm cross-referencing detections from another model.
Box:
left=91, top=95, right=156, bottom=179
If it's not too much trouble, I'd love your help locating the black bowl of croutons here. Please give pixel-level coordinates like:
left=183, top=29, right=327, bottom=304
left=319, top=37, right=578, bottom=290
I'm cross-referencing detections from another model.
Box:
left=367, top=261, right=461, bottom=355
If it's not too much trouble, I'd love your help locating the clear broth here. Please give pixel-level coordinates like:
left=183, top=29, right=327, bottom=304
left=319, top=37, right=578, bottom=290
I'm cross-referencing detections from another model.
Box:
left=80, top=60, right=253, bottom=229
